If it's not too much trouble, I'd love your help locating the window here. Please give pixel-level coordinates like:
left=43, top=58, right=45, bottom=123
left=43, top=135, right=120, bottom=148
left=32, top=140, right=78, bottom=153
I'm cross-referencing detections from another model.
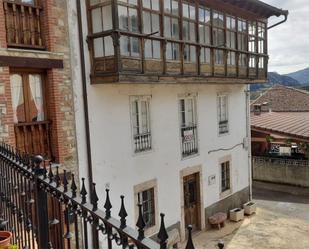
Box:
left=182, top=2, right=196, bottom=42
left=200, top=47, right=211, bottom=64
left=179, top=95, right=198, bottom=157
left=143, top=0, right=161, bottom=59
left=93, top=36, right=114, bottom=58
left=130, top=96, right=151, bottom=153
left=212, top=11, right=224, bottom=47
left=237, top=19, right=247, bottom=51
left=259, top=57, right=264, bottom=69
left=248, top=21, right=257, bottom=53
left=184, top=45, right=196, bottom=63
left=221, top=161, right=230, bottom=192
left=227, top=51, right=236, bottom=66
left=214, top=49, right=224, bottom=65
left=90, top=3, right=112, bottom=33
left=258, top=22, right=266, bottom=54
left=166, top=42, right=180, bottom=61
left=10, top=73, right=45, bottom=124
left=198, top=7, right=211, bottom=45
left=118, top=0, right=139, bottom=32
left=249, top=55, right=256, bottom=68
left=164, top=0, right=179, bottom=39
left=120, top=36, right=140, bottom=57
left=226, top=16, right=236, bottom=49
left=138, top=188, right=155, bottom=228
left=239, top=53, right=247, bottom=67
left=218, top=94, right=228, bottom=134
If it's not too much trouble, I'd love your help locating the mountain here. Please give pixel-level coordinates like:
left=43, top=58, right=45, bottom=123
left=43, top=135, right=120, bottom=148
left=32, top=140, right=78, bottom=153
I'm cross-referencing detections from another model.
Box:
left=250, top=72, right=300, bottom=91
left=285, top=67, right=309, bottom=85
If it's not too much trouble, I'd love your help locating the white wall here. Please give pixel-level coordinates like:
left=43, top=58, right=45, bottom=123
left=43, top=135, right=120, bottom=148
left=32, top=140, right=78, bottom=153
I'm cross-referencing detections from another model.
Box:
left=67, top=0, right=250, bottom=236
left=86, top=83, right=249, bottom=229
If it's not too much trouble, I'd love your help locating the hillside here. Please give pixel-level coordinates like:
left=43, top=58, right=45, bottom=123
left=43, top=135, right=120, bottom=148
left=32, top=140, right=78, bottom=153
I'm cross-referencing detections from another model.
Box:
left=285, top=67, right=309, bottom=85
left=250, top=72, right=300, bottom=91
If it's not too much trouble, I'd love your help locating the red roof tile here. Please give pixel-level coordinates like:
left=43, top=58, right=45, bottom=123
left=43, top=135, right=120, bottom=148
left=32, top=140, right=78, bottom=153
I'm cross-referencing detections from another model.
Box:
left=251, top=112, right=309, bottom=139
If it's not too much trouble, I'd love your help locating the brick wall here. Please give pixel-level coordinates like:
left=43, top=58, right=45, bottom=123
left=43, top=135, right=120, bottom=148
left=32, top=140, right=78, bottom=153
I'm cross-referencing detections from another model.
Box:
left=0, top=0, right=77, bottom=172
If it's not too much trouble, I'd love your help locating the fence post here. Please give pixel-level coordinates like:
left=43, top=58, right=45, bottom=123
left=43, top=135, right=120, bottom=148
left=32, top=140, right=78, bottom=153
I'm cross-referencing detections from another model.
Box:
left=33, top=155, right=49, bottom=249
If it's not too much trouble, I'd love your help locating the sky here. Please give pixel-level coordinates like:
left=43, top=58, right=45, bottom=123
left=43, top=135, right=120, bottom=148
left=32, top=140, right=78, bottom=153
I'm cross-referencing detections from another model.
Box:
left=264, top=0, right=309, bottom=74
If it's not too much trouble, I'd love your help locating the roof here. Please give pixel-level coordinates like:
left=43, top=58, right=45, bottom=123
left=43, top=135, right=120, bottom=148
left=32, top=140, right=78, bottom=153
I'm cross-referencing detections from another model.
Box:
left=251, top=85, right=309, bottom=112
left=220, top=0, right=288, bottom=18
left=251, top=112, right=309, bottom=140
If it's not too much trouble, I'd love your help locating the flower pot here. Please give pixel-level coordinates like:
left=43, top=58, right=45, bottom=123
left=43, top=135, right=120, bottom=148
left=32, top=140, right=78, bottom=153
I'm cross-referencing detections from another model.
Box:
left=229, top=208, right=244, bottom=222
left=0, top=231, right=12, bottom=249
left=243, top=201, right=257, bottom=215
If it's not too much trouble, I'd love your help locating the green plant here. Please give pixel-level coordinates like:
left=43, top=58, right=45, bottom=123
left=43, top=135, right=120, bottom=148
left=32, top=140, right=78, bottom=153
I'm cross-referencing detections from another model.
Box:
left=9, top=245, right=18, bottom=249
left=266, top=135, right=274, bottom=143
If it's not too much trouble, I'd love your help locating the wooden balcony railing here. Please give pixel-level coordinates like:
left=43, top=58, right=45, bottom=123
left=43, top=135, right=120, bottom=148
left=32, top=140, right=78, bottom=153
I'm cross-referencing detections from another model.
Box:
left=3, top=0, right=44, bottom=49
left=14, top=120, right=51, bottom=159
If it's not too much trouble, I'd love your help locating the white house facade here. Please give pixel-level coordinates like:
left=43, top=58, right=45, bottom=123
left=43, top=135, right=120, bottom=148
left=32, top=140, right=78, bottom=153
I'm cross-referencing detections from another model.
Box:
left=66, top=0, right=287, bottom=244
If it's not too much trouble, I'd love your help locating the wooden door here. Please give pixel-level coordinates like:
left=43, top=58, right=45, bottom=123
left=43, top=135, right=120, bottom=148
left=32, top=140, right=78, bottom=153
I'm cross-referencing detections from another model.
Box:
left=183, top=173, right=200, bottom=231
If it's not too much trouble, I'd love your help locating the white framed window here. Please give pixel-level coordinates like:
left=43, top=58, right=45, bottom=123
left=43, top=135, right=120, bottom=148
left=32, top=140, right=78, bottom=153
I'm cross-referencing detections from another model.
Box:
left=217, top=94, right=229, bottom=135
left=179, top=94, right=198, bottom=157
left=130, top=96, right=151, bottom=153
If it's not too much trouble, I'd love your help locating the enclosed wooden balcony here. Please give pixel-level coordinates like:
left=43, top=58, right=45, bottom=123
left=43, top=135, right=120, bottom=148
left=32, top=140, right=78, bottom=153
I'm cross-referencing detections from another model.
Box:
left=84, top=0, right=285, bottom=85
left=3, top=0, right=44, bottom=49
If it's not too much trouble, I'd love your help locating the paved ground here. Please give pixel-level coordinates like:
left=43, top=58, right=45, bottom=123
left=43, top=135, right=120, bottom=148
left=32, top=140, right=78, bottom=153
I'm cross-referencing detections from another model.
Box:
left=181, top=182, right=309, bottom=249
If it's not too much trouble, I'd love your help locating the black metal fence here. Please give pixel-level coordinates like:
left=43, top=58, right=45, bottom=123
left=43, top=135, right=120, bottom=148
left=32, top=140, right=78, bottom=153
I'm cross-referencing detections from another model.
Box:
left=0, top=143, right=225, bottom=249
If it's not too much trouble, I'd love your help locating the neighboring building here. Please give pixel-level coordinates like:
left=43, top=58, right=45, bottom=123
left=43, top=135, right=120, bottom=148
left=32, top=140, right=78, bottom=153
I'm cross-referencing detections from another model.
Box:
left=251, top=85, right=309, bottom=157
left=0, top=0, right=77, bottom=171
left=68, top=0, right=287, bottom=243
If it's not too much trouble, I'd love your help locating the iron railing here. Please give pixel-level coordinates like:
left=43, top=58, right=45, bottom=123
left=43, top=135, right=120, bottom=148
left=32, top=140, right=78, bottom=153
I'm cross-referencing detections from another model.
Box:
left=181, top=125, right=198, bottom=157
left=253, top=156, right=309, bottom=167
left=0, top=143, right=225, bottom=249
left=134, top=132, right=152, bottom=153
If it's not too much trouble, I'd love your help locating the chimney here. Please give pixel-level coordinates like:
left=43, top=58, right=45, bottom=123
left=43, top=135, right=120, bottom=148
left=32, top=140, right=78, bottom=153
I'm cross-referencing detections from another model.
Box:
left=253, top=104, right=262, bottom=115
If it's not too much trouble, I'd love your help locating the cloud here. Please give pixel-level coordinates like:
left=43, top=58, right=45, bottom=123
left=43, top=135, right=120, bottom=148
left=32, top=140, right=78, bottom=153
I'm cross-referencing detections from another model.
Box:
left=264, top=0, right=309, bottom=74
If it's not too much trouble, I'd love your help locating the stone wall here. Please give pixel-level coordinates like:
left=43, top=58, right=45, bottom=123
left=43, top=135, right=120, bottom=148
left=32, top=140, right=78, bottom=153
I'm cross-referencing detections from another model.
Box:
left=253, top=156, right=309, bottom=187
left=0, top=0, right=78, bottom=172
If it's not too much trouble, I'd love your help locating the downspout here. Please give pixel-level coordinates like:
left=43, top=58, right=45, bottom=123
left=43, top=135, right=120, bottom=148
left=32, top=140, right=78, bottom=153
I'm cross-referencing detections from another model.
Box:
left=268, top=11, right=289, bottom=30
left=245, top=85, right=252, bottom=201
left=76, top=0, right=94, bottom=192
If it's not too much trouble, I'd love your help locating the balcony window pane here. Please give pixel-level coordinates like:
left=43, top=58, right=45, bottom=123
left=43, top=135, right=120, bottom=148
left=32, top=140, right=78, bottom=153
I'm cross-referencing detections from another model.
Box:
left=102, top=5, right=112, bottom=30
left=201, top=47, right=211, bottom=64
left=120, top=36, right=130, bottom=56
left=131, top=37, right=140, bottom=56
left=153, top=40, right=161, bottom=59
left=227, top=51, right=236, bottom=66
left=119, top=6, right=128, bottom=30
left=94, top=38, right=104, bottom=57
left=129, top=8, right=138, bottom=32
left=143, top=12, right=151, bottom=34
left=92, top=8, right=103, bottom=33
left=215, top=49, right=224, bottom=65
left=166, top=42, right=179, bottom=60
left=152, top=14, right=160, bottom=34
left=144, top=0, right=151, bottom=8
left=152, top=0, right=159, bottom=11
left=104, top=36, right=114, bottom=56
left=171, top=0, right=178, bottom=15
left=259, top=57, right=265, bottom=69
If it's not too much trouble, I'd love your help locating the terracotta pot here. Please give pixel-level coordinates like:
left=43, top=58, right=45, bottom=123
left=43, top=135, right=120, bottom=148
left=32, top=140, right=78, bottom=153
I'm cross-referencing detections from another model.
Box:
left=0, top=231, right=12, bottom=249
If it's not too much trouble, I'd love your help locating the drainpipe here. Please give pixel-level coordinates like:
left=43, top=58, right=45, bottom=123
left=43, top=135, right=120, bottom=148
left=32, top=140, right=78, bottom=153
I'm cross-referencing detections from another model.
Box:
left=76, top=0, right=94, bottom=192
left=245, top=85, right=253, bottom=201
left=268, top=11, right=289, bottom=30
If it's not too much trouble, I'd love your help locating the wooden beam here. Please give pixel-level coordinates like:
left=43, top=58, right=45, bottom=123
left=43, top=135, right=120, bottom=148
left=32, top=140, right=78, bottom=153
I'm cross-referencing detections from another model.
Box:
left=0, top=56, right=64, bottom=69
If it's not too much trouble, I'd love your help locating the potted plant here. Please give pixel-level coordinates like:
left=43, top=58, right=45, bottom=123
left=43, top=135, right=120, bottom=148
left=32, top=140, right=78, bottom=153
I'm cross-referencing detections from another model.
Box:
left=0, top=231, right=12, bottom=249
left=229, top=208, right=244, bottom=222
left=243, top=201, right=257, bottom=215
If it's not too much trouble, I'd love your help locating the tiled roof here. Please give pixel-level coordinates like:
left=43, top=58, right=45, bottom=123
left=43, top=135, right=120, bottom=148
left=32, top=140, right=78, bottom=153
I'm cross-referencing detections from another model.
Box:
left=251, top=85, right=309, bottom=112
left=251, top=112, right=309, bottom=139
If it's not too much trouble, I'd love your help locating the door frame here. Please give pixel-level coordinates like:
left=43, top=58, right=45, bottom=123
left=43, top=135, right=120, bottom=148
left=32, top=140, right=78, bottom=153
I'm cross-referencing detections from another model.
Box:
left=180, top=165, right=205, bottom=240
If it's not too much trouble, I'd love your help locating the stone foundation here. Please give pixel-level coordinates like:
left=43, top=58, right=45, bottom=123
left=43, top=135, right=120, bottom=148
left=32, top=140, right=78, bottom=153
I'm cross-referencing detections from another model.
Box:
left=204, top=187, right=250, bottom=228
